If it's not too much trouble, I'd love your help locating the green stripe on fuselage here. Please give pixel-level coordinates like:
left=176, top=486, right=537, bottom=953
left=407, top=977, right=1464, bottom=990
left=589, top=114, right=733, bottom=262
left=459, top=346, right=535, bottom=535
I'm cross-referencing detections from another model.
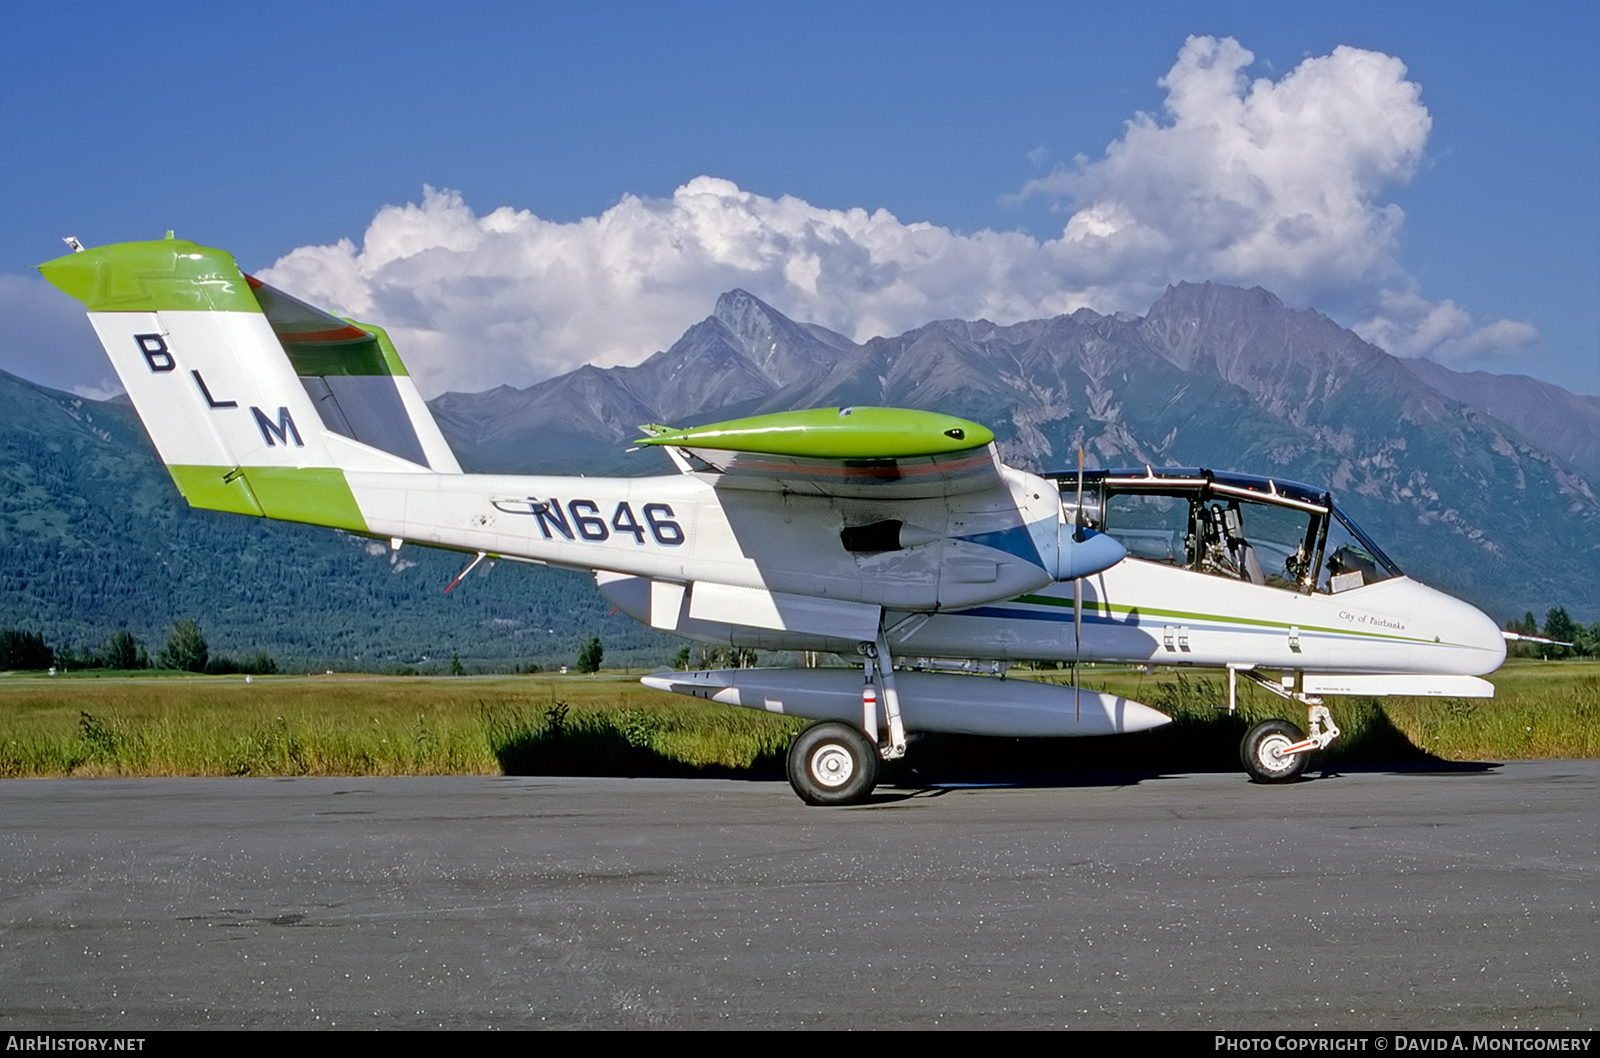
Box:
left=1011, top=592, right=1440, bottom=647
left=166, top=465, right=368, bottom=532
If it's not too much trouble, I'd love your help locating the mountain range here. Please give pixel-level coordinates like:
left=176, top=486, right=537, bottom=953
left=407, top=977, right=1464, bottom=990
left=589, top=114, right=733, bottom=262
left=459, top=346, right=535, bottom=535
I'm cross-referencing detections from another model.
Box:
left=436, top=284, right=1600, bottom=480
left=2, top=282, right=1596, bottom=667
left=433, top=282, right=1599, bottom=621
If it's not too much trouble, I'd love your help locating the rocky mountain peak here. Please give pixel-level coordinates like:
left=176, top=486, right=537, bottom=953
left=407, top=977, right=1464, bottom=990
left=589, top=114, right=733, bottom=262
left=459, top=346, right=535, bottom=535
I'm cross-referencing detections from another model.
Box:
left=711, top=289, right=855, bottom=388
left=711, top=288, right=778, bottom=331
left=1130, top=280, right=1436, bottom=433
left=1139, top=281, right=1291, bottom=371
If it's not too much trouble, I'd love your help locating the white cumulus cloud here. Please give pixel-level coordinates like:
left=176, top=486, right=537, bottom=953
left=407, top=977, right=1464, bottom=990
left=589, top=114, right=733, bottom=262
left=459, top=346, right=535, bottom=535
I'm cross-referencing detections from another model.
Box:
left=260, top=180, right=1100, bottom=397
left=1020, top=35, right=1535, bottom=365
left=1024, top=36, right=1427, bottom=304
left=257, top=35, right=1535, bottom=397
left=1353, top=288, right=1539, bottom=362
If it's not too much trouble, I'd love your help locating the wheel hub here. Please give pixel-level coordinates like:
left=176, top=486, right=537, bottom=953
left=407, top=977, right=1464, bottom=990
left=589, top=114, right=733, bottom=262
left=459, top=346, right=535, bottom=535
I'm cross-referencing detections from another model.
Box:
left=810, top=744, right=855, bottom=788
left=1255, top=734, right=1297, bottom=774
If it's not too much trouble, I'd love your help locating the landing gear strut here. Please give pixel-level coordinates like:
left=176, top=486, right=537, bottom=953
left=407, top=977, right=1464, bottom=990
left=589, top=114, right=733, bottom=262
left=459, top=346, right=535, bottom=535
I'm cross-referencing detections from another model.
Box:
left=1229, top=667, right=1341, bottom=783
left=785, top=632, right=907, bottom=806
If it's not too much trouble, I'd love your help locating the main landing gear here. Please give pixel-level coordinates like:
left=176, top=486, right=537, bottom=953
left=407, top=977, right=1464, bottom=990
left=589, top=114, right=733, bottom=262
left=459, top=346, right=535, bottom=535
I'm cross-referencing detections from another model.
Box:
left=1228, top=666, right=1341, bottom=783
left=787, top=722, right=879, bottom=805
left=785, top=634, right=907, bottom=806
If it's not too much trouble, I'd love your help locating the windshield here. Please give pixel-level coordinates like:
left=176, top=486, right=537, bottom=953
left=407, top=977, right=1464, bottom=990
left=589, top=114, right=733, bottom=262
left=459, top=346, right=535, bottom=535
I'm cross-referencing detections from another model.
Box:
left=1318, top=504, right=1404, bottom=593
left=1098, top=486, right=1320, bottom=591
left=1056, top=469, right=1405, bottom=595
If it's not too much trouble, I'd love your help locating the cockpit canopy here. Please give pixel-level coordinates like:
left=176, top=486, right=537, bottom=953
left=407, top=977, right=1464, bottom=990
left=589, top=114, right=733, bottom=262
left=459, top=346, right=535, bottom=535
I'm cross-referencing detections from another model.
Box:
left=1044, top=467, right=1402, bottom=594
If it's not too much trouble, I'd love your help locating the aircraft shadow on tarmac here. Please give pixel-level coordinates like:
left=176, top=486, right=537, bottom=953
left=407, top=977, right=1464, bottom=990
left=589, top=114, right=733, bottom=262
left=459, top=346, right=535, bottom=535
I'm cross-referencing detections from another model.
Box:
left=831, top=706, right=1502, bottom=794
left=771, top=758, right=1507, bottom=806
left=488, top=701, right=1502, bottom=794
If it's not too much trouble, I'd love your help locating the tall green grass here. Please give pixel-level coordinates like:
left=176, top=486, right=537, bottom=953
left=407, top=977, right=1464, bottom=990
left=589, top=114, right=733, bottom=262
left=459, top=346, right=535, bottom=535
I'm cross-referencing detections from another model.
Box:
left=1383, top=665, right=1599, bottom=760
left=1042, top=659, right=1600, bottom=766
left=482, top=699, right=801, bottom=776
left=0, top=673, right=804, bottom=778
left=0, top=661, right=1592, bottom=778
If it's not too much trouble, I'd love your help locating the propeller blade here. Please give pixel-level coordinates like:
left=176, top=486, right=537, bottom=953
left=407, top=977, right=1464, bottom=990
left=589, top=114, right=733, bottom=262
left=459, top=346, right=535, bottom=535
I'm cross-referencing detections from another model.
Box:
left=1074, top=575, right=1082, bottom=721
left=1074, top=446, right=1083, bottom=720
left=1074, top=445, right=1086, bottom=543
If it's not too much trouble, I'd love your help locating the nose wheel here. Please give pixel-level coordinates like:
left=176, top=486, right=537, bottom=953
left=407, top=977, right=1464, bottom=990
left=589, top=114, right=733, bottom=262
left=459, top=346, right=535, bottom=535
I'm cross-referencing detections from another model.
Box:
left=1240, top=719, right=1310, bottom=782
left=1229, top=670, right=1340, bottom=784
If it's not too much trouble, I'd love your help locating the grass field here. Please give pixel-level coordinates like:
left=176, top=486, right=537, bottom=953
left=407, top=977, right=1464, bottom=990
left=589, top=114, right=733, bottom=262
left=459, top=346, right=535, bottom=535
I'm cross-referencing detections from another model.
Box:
left=0, top=659, right=1593, bottom=779
left=1055, top=659, right=1600, bottom=764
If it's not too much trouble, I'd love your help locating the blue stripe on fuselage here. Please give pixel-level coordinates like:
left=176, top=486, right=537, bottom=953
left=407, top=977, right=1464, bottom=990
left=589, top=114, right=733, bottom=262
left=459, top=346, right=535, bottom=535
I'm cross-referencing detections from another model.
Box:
left=952, top=605, right=1332, bottom=641
left=956, top=523, right=1043, bottom=566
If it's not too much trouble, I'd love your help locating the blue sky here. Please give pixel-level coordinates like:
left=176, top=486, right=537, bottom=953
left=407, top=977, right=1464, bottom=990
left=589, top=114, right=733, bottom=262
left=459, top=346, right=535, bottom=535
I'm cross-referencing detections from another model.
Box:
left=2, top=1, right=1595, bottom=397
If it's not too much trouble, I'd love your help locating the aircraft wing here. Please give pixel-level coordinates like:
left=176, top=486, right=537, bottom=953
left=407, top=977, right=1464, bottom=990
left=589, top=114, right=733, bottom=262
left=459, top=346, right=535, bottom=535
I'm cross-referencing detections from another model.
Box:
left=636, top=407, right=1005, bottom=499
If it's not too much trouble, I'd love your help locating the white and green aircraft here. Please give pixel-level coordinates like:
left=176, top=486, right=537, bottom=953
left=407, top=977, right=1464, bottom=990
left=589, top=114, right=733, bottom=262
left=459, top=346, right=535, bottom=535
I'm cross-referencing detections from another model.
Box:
left=40, top=236, right=1507, bottom=804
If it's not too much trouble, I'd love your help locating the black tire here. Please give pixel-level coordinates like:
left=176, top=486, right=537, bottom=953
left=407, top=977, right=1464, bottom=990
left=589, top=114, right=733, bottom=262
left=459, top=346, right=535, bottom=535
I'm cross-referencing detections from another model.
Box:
left=786, top=721, right=879, bottom=806
left=1240, top=719, right=1309, bottom=783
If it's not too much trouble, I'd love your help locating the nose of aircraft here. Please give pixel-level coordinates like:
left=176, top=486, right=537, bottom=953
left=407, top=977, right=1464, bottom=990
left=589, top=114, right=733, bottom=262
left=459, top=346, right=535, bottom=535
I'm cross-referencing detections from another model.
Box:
left=1413, top=581, right=1507, bottom=675
left=1466, top=601, right=1509, bottom=673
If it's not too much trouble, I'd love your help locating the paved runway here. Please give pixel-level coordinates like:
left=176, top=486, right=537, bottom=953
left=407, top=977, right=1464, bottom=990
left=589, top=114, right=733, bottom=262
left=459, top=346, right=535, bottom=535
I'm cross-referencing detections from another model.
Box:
left=0, top=763, right=1593, bottom=1030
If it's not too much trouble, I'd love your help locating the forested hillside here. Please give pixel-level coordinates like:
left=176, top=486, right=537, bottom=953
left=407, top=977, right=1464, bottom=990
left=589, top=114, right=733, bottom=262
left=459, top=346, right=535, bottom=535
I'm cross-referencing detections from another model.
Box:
left=0, top=370, right=674, bottom=670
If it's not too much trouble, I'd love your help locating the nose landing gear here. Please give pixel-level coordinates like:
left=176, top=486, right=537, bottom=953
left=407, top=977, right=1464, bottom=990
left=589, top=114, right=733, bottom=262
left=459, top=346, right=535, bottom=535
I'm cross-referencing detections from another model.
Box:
left=1229, top=666, right=1341, bottom=783
left=1240, top=718, right=1309, bottom=782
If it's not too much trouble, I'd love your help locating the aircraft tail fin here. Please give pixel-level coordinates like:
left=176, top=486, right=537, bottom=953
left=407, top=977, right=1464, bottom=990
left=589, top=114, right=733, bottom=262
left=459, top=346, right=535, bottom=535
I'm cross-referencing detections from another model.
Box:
left=39, top=237, right=460, bottom=532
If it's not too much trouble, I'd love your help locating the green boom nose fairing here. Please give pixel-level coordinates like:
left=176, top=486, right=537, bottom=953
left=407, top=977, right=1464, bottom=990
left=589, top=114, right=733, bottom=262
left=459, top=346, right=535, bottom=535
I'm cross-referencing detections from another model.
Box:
left=635, top=407, right=994, bottom=459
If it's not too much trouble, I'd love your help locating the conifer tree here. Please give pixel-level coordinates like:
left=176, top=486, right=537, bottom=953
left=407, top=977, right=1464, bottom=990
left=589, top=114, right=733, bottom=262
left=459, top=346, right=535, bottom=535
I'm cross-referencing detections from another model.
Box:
left=100, top=629, right=141, bottom=670
left=576, top=635, right=604, bottom=674
left=158, top=620, right=208, bottom=673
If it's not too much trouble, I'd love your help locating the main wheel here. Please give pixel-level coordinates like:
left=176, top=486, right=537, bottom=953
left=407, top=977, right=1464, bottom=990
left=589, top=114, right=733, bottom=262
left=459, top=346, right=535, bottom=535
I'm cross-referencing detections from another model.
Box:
left=1240, top=719, right=1309, bottom=783
left=786, top=721, right=879, bottom=806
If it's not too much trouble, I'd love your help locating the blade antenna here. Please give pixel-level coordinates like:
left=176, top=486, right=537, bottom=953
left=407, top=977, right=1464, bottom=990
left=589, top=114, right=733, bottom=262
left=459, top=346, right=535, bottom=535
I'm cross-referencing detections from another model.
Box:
left=444, top=550, right=487, bottom=594
left=1074, top=447, right=1084, bottom=721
